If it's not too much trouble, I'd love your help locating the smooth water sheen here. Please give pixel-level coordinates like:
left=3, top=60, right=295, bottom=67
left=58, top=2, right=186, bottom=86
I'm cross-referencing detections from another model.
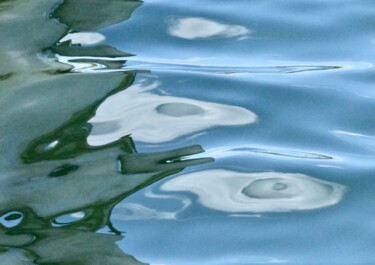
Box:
left=0, top=0, right=374, bottom=264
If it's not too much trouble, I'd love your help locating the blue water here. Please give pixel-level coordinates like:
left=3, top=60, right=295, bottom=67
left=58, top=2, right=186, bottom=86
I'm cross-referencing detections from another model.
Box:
left=103, top=1, right=375, bottom=264
left=1, top=0, right=375, bottom=264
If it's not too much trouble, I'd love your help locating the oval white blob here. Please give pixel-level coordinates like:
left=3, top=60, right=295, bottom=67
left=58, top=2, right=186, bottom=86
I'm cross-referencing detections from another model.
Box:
left=168, top=17, right=250, bottom=40
left=161, top=170, right=346, bottom=212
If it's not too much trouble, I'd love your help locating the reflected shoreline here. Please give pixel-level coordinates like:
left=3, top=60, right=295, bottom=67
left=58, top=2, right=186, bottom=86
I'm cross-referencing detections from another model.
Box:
left=0, top=0, right=214, bottom=264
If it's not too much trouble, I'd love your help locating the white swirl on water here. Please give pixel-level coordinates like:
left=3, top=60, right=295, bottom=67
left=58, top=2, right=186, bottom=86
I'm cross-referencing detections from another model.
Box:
left=87, top=80, right=257, bottom=145
left=161, top=170, right=346, bottom=212
left=168, top=17, right=250, bottom=40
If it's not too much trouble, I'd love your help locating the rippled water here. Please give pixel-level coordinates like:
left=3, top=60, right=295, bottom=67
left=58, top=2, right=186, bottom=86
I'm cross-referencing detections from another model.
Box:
left=1, top=0, right=375, bottom=264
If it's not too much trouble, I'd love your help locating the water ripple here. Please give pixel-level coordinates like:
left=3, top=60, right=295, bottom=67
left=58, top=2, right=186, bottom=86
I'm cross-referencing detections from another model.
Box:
left=126, top=62, right=342, bottom=75
left=56, top=54, right=366, bottom=75
left=233, top=147, right=333, bottom=160
left=205, top=146, right=333, bottom=160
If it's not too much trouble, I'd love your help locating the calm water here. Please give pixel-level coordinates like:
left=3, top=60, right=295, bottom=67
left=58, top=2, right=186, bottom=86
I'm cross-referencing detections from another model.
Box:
left=1, top=0, right=375, bottom=264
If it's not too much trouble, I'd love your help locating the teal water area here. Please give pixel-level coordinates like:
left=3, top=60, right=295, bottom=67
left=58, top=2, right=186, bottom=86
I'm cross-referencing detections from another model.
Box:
left=1, top=0, right=375, bottom=264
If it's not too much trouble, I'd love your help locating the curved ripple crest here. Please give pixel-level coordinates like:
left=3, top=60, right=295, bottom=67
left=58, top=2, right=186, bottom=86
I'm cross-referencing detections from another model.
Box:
left=161, top=170, right=346, bottom=212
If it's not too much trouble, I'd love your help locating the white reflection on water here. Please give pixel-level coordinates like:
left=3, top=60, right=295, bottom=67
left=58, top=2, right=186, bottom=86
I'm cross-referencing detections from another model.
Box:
left=53, top=211, right=86, bottom=227
left=203, top=145, right=333, bottom=160
left=59, top=32, right=106, bottom=45
left=112, top=191, right=191, bottom=220
left=206, top=255, right=287, bottom=265
left=88, top=79, right=256, bottom=145
left=113, top=203, right=180, bottom=220
left=168, top=17, right=250, bottom=40
left=332, top=130, right=375, bottom=152
left=161, top=170, right=346, bottom=212
left=0, top=211, right=23, bottom=228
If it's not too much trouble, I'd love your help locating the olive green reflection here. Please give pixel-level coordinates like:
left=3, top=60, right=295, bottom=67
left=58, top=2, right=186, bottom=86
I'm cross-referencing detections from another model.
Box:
left=0, top=0, right=213, bottom=264
left=52, top=0, right=143, bottom=31
left=0, top=143, right=211, bottom=265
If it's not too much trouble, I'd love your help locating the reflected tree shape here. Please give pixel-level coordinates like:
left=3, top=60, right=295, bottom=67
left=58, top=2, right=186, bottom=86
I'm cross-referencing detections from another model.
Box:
left=0, top=0, right=143, bottom=167
left=0, top=0, right=213, bottom=264
left=20, top=73, right=137, bottom=163
left=52, top=0, right=143, bottom=32
left=0, top=143, right=211, bottom=265
left=0, top=143, right=212, bottom=264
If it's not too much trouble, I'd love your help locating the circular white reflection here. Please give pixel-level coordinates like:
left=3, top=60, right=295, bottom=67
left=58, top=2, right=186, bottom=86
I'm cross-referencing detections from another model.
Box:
left=161, top=170, right=346, bottom=212
left=168, top=17, right=250, bottom=40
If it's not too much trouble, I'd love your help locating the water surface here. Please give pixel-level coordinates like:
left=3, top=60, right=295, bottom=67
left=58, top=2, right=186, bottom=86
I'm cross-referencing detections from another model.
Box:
left=1, top=0, right=375, bottom=264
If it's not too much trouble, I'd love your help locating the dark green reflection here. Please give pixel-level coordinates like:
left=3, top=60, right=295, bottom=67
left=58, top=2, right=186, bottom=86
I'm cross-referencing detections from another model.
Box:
left=21, top=73, right=136, bottom=163
left=52, top=0, right=143, bottom=31
left=0, top=0, right=213, bottom=264
left=0, top=143, right=211, bottom=264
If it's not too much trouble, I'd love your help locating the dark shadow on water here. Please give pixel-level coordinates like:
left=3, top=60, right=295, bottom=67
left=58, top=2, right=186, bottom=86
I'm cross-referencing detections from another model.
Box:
left=0, top=0, right=213, bottom=264
left=0, top=143, right=211, bottom=264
